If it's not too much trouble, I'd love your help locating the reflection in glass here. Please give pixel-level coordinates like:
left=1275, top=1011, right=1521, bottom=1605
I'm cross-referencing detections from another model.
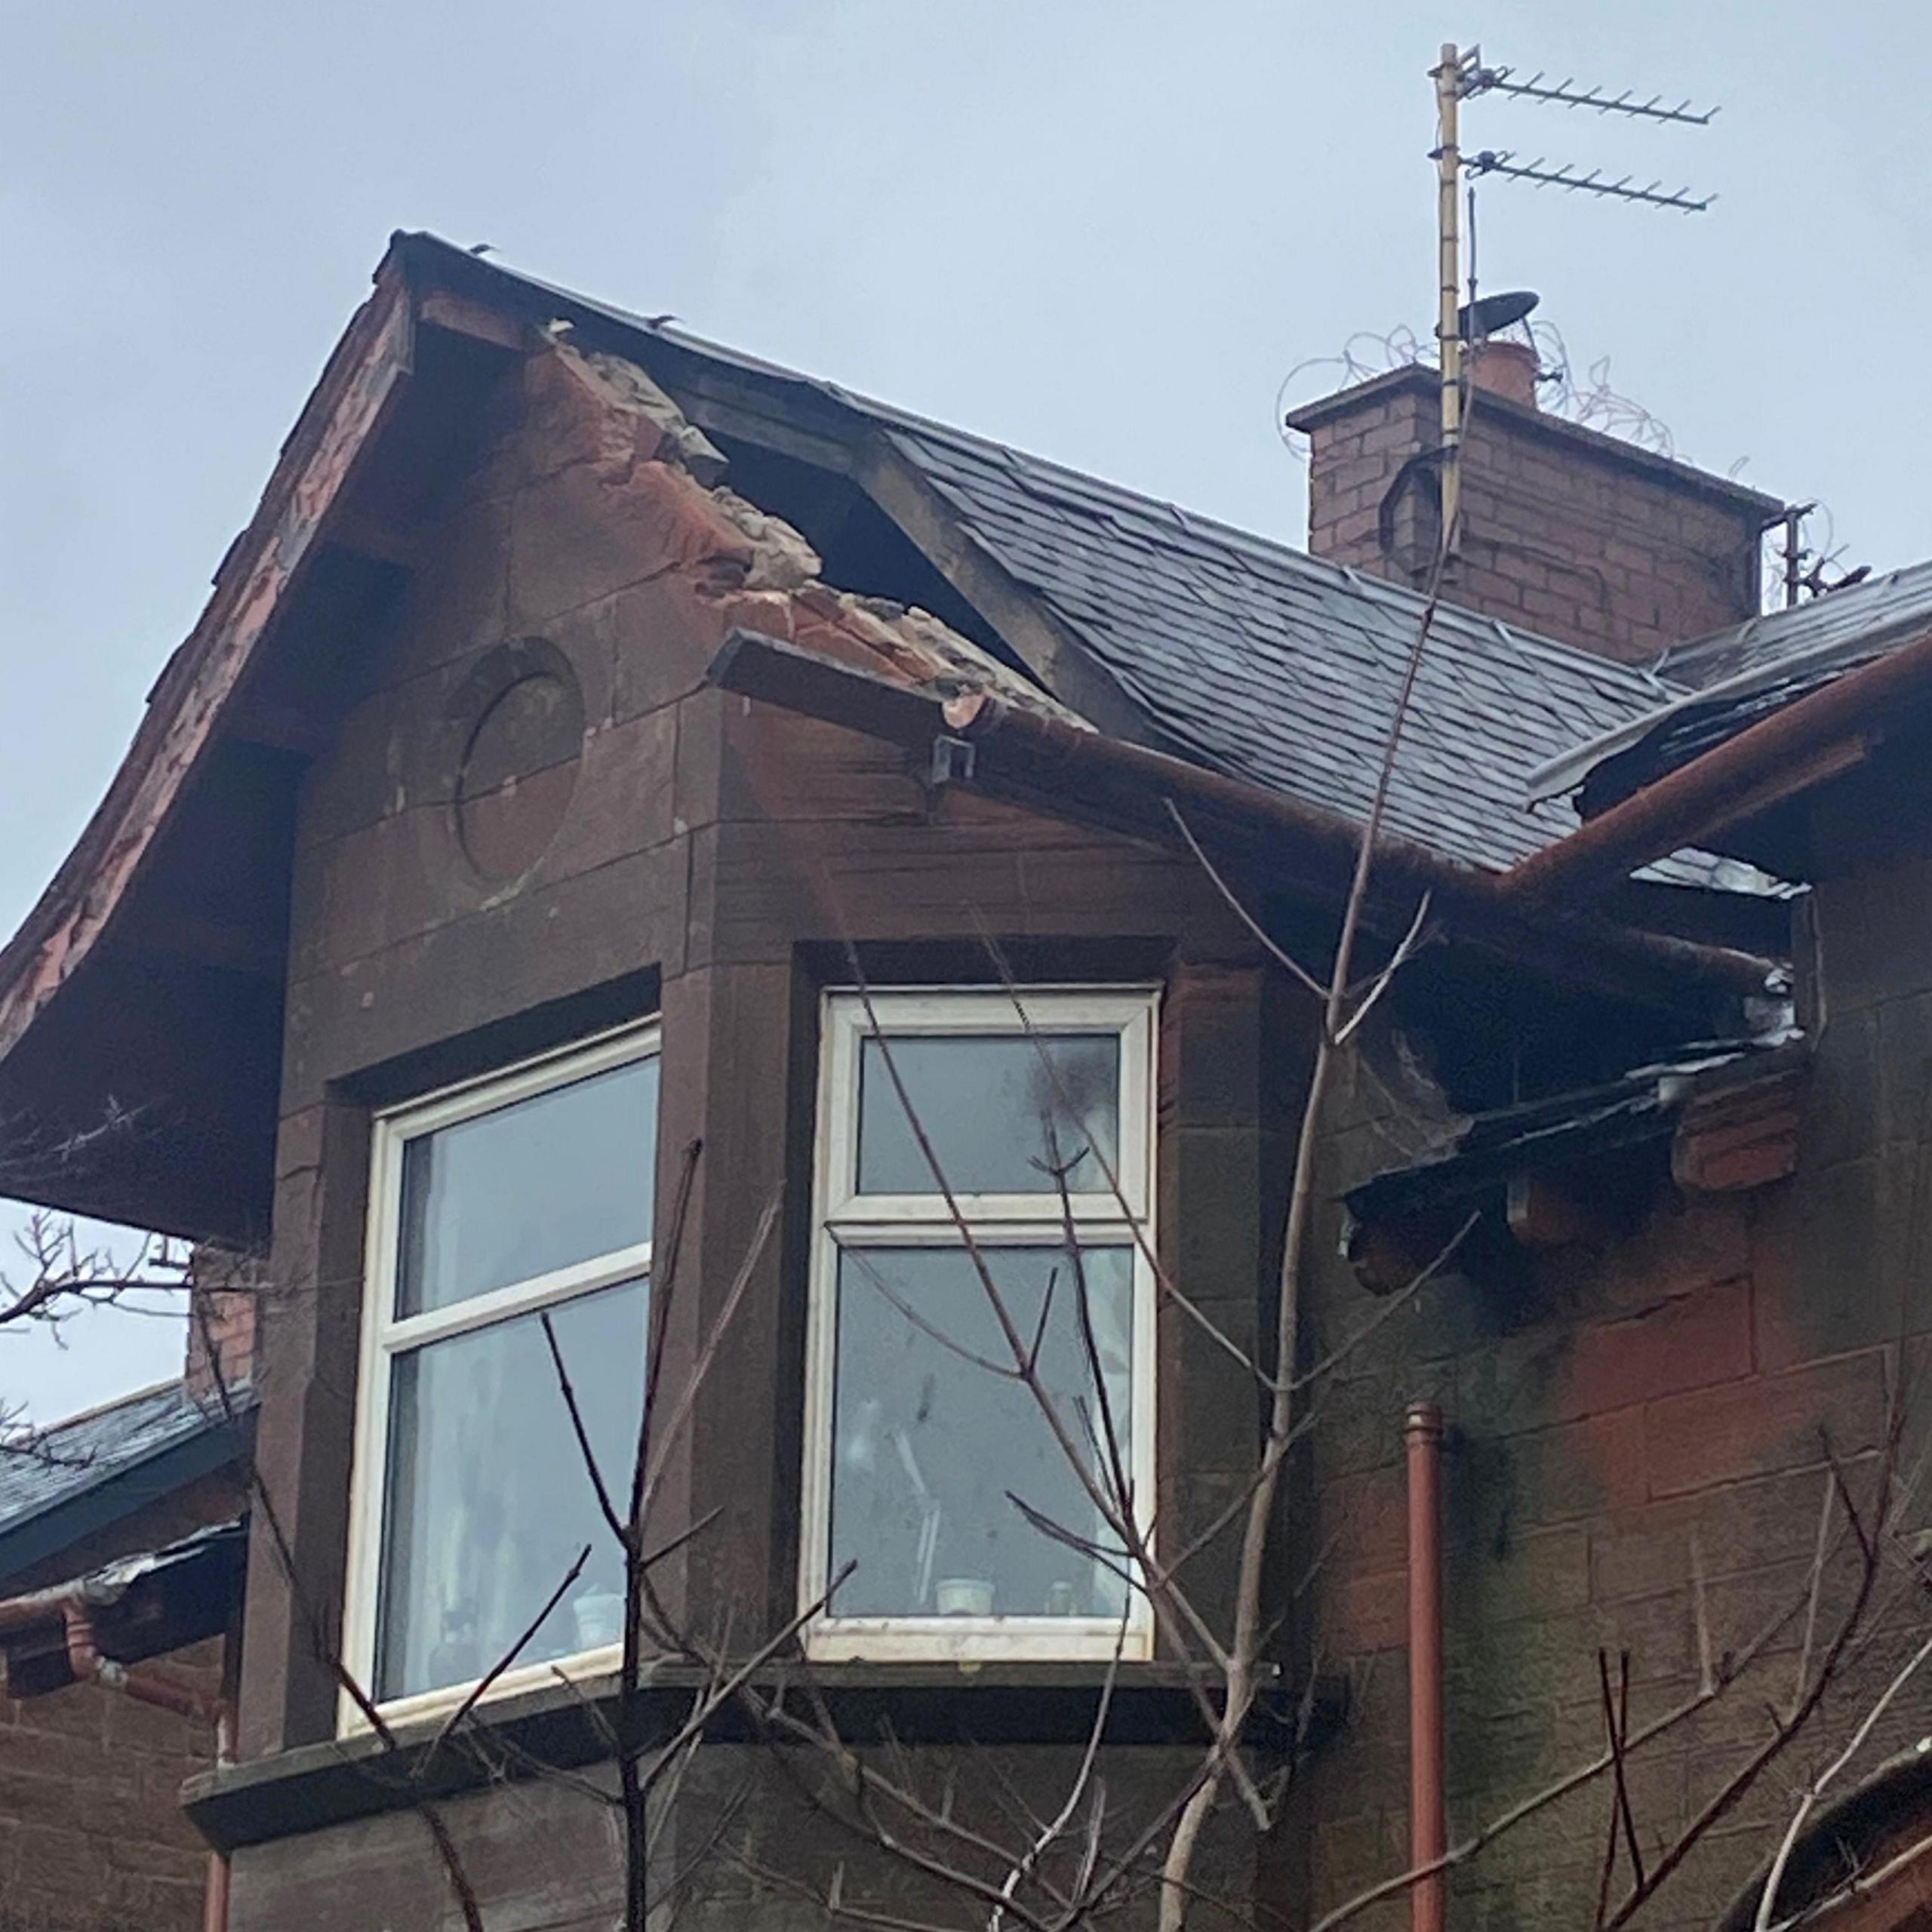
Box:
left=857, top=1035, right=1119, bottom=1195
left=829, top=1245, right=1133, bottom=1621
left=398, top=1056, right=658, bottom=1316
left=375, top=1278, right=647, bottom=1701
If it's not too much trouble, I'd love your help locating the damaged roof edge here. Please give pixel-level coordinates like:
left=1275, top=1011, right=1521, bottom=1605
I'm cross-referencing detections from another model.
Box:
left=1527, top=591, right=1932, bottom=806
left=1503, top=623, right=1932, bottom=903
left=1343, top=1034, right=1807, bottom=1229
left=708, top=629, right=1784, bottom=1010
left=0, top=266, right=416, bottom=1066
left=0, top=226, right=1799, bottom=1188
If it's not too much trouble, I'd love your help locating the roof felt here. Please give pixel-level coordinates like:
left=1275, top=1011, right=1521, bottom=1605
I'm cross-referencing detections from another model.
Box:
left=415, top=238, right=1764, bottom=887
left=1528, top=558, right=1932, bottom=806
left=0, top=1380, right=251, bottom=1583
left=1343, top=1035, right=1800, bottom=1226
left=0, top=1517, right=249, bottom=1695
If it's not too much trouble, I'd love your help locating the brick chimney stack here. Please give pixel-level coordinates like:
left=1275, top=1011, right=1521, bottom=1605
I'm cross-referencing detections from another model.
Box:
left=1287, top=356, right=1780, bottom=664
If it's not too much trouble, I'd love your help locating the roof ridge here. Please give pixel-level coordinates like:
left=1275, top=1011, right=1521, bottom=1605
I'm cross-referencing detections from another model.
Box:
left=397, top=235, right=1786, bottom=888
left=1658, top=556, right=1932, bottom=676
left=420, top=235, right=1689, bottom=710
left=30, top=1377, right=183, bottom=1439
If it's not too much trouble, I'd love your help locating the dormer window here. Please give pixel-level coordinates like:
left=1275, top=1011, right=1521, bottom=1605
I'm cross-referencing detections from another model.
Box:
left=801, top=989, right=1158, bottom=1662
left=340, top=1025, right=660, bottom=1724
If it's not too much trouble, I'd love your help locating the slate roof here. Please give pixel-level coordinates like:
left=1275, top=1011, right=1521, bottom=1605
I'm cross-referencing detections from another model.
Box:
left=433, top=240, right=1763, bottom=886
left=887, top=424, right=1696, bottom=872
left=0, top=1380, right=251, bottom=1582
left=1528, top=558, right=1932, bottom=807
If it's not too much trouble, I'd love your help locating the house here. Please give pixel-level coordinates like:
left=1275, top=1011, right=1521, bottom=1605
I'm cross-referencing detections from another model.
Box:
left=0, top=1300, right=253, bottom=1930
left=3, top=230, right=1932, bottom=1928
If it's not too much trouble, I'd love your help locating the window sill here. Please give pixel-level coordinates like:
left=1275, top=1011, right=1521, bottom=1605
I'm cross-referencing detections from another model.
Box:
left=183, top=1657, right=1319, bottom=1854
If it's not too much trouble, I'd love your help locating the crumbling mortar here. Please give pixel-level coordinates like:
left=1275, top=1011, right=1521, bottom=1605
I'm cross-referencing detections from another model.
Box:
left=540, top=340, right=1087, bottom=726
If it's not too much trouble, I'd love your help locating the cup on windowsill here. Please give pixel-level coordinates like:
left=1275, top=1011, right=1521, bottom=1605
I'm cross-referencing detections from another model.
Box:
left=936, top=1577, right=995, bottom=1617
left=572, top=1589, right=626, bottom=1651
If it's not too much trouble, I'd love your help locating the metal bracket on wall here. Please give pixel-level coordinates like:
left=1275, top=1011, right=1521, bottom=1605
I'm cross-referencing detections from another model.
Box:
left=929, top=734, right=977, bottom=786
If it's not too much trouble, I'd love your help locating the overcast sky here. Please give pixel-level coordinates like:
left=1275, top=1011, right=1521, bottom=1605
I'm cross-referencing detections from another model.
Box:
left=4, top=0, right=1928, bottom=1420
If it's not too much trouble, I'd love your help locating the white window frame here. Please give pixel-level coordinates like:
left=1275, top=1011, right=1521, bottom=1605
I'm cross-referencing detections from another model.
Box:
left=340, top=1020, right=660, bottom=1734
left=801, top=986, right=1159, bottom=1664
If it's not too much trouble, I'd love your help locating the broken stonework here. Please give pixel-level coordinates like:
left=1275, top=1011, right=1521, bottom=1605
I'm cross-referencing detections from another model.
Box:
left=524, top=341, right=1083, bottom=727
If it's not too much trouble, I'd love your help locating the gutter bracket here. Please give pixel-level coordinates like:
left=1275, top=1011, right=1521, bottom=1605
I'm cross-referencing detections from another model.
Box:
left=929, top=734, right=977, bottom=787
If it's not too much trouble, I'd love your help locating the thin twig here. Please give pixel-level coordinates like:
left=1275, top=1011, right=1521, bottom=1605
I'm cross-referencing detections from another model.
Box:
left=1692, top=1531, right=1716, bottom=1697
left=1792, top=1469, right=1835, bottom=1721
left=1601, top=1436, right=1897, bottom=1930
left=1754, top=1623, right=1932, bottom=1930
left=540, top=1313, right=629, bottom=1547
left=1595, top=1648, right=1643, bottom=1923
left=1162, top=798, right=1327, bottom=1000
left=976, top=921, right=1269, bottom=1389
left=1333, top=888, right=1435, bottom=1047
left=419, top=1545, right=592, bottom=1775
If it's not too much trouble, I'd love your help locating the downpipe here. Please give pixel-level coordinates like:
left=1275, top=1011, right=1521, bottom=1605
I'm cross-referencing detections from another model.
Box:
left=1407, top=1403, right=1447, bottom=1932
left=61, top=1603, right=232, bottom=1932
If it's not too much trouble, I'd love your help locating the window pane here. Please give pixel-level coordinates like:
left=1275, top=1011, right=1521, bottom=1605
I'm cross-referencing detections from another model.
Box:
left=374, top=1277, right=647, bottom=1702
left=398, top=1054, right=658, bottom=1317
left=856, top=1035, right=1120, bottom=1195
left=829, top=1244, right=1134, bottom=1621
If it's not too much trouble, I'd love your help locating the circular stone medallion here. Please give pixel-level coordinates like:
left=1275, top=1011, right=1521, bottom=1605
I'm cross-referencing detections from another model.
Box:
left=453, top=645, right=586, bottom=881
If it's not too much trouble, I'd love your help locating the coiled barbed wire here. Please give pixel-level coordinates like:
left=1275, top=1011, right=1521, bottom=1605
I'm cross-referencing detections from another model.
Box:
left=1273, top=319, right=1860, bottom=612
left=1275, top=317, right=1681, bottom=461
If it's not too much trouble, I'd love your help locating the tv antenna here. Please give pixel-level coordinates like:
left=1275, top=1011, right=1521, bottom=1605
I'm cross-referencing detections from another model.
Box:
left=1430, top=43, right=1718, bottom=562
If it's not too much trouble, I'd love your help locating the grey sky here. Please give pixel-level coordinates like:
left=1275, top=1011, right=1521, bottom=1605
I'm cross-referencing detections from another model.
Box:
left=4, top=0, right=1927, bottom=1420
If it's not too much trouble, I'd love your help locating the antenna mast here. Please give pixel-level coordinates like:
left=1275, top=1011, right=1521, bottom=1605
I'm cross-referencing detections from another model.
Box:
left=1429, top=45, right=1718, bottom=571
left=1434, top=44, right=1468, bottom=569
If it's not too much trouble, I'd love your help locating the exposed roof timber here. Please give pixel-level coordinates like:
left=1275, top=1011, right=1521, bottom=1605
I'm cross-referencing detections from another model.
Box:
left=1343, top=1036, right=1804, bottom=1226
left=662, top=373, right=858, bottom=477
left=588, top=330, right=1156, bottom=740
left=1502, top=626, right=1932, bottom=901
left=852, top=432, right=1157, bottom=742
left=707, top=629, right=1781, bottom=1012
left=415, top=285, right=528, bottom=352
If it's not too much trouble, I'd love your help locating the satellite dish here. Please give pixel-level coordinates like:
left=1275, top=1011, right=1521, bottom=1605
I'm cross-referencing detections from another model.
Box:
left=1458, top=289, right=1540, bottom=340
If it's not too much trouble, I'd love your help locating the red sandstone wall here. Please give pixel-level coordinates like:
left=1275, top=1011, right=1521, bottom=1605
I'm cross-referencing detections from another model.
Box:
left=0, top=1468, right=238, bottom=1932
left=0, top=1640, right=219, bottom=1932
left=1298, top=1028, right=1921, bottom=1931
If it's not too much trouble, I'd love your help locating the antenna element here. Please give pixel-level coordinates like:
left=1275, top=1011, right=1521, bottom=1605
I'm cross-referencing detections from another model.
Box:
left=1427, top=45, right=1718, bottom=570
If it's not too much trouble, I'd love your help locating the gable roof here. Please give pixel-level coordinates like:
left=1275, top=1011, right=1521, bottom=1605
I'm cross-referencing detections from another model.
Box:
left=0, top=1380, right=253, bottom=1585
left=420, top=237, right=1740, bottom=881
left=0, top=235, right=1796, bottom=1241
